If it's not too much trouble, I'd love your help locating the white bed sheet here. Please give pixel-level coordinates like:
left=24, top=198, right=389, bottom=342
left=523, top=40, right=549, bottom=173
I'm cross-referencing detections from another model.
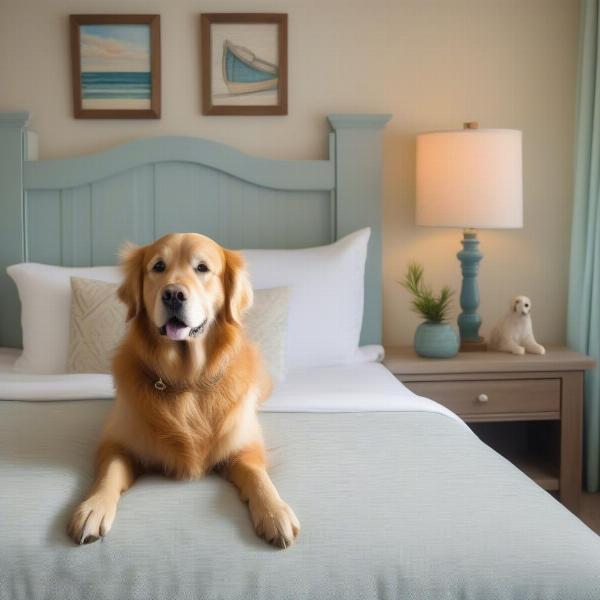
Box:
left=263, top=362, right=463, bottom=423
left=0, top=347, right=462, bottom=423
left=0, top=347, right=114, bottom=400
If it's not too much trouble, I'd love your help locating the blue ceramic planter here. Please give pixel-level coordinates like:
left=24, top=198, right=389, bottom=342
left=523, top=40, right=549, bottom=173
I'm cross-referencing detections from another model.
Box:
left=414, top=321, right=459, bottom=359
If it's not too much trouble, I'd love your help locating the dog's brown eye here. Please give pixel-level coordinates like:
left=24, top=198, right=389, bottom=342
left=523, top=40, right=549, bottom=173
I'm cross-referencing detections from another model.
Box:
left=525, top=303, right=529, bottom=308
left=197, top=263, right=209, bottom=273
left=153, top=261, right=166, bottom=273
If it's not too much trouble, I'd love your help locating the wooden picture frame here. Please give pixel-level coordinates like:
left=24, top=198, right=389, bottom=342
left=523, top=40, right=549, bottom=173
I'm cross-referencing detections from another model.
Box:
left=70, top=14, right=161, bottom=119
left=201, top=13, right=288, bottom=116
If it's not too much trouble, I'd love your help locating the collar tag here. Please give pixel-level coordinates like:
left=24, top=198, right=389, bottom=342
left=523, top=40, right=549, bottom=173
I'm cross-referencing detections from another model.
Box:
left=154, top=378, right=167, bottom=392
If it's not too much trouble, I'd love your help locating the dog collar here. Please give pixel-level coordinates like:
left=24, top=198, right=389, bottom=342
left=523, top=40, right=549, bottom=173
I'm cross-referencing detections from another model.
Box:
left=151, top=375, right=193, bottom=394
left=140, top=365, right=184, bottom=394
left=149, top=369, right=223, bottom=394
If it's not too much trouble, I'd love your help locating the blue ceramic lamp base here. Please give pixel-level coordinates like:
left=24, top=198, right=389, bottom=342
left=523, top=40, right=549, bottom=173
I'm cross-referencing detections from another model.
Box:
left=457, top=229, right=487, bottom=352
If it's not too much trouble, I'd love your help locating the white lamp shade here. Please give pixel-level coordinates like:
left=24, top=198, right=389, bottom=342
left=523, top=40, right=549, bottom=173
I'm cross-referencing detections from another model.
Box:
left=416, top=129, right=523, bottom=229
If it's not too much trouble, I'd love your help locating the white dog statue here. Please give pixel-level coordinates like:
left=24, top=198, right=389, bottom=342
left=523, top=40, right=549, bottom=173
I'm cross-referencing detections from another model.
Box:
left=489, top=296, right=545, bottom=355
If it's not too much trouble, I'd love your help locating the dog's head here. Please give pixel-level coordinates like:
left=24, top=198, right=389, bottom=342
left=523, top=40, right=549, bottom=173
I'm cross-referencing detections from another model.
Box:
left=511, top=295, right=532, bottom=317
left=117, top=233, right=253, bottom=342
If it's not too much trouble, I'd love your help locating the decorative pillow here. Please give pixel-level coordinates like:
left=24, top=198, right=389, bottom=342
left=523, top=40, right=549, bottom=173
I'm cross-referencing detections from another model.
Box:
left=243, top=287, right=290, bottom=382
left=68, top=278, right=127, bottom=374
left=67, top=277, right=290, bottom=382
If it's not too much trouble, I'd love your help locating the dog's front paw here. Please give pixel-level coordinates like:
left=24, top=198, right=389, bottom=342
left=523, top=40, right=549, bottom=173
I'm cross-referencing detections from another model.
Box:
left=68, top=493, right=118, bottom=545
left=533, top=344, right=546, bottom=355
left=512, top=346, right=526, bottom=355
left=250, top=499, right=300, bottom=549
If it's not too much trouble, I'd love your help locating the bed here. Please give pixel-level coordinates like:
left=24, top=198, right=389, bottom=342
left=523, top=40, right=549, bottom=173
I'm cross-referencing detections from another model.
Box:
left=1, top=111, right=600, bottom=600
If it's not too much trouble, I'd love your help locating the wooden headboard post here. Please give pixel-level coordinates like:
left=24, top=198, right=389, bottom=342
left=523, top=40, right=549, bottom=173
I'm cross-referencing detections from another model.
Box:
left=0, top=111, right=390, bottom=349
left=328, top=114, right=391, bottom=345
left=0, top=112, right=29, bottom=348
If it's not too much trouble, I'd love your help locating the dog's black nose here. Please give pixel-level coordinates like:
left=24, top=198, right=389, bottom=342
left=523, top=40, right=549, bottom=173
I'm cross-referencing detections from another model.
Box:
left=162, top=285, right=187, bottom=310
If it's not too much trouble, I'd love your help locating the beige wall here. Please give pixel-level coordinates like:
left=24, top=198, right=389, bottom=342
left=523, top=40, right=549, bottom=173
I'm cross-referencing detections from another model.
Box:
left=0, top=0, right=579, bottom=346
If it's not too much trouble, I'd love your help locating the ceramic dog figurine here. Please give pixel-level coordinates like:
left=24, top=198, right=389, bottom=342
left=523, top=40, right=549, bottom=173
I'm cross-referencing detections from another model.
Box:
left=489, top=296, right=545, bottom=356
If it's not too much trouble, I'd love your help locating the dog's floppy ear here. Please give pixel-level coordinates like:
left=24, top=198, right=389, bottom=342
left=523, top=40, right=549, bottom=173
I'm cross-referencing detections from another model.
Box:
left=223, top=249, right=253, bottom=325
left=117, top=242, right=146, bottom=321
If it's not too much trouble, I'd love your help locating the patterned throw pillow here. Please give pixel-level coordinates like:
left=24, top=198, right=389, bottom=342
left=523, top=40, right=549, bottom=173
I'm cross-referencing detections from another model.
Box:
left=68, top=278, right=127, bottom=374
left=244, top=286, right=290, bottom=383
left=67, top=277, right=290, bottom=382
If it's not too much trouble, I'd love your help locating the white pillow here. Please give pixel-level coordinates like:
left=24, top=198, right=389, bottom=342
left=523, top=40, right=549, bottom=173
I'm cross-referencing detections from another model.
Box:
left=244, top=228, right=370, bottom=369
left=7, top=264, right=121, bottom=374
left=8, top=228, right=371, bottom=373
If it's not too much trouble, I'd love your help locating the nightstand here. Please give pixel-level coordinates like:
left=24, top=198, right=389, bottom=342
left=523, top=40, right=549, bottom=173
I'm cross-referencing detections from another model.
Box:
left=383, top=346, right=595, bottom=515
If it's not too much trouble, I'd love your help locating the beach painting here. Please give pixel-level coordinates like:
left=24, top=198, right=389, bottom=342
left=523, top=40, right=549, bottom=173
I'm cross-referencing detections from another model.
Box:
left=80, top=25, right=151, bottom=109
left=71, top=15, right=161, bottom=118
left=201, top=14, right=287, bottom=116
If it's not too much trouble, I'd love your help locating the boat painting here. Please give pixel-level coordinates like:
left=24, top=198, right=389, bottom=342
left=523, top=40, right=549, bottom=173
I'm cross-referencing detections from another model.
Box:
left=202, top=14, right=287, bottom=114
left=222, top=41, right=278, bottom=95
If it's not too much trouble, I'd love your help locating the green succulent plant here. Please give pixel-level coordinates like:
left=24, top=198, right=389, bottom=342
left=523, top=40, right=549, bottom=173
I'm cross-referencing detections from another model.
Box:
left=402, top=262, right=454, bottom=323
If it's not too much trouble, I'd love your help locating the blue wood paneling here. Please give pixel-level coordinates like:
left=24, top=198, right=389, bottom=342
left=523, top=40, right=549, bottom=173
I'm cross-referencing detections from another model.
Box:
left=0, top=114, right=28, bottom=347
left=24, top=136, right=335, bottom=192
left=26, top=190, right=62, bottom=265
left=91, top=166, right=155, bottom=265
left=329, top=114, right=392, bottom=344
left=61, top=186, right=92, bottom=266
left=154, top=162, right=331, bottom=249
left=155, top=162, right=222, bottom=240
left=25, top=164, right=332, bottom=267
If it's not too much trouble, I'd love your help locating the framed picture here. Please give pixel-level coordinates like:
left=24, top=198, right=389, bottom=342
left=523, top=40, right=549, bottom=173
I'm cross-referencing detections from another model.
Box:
left=201, top=13, right=288, bottom=116
left=70, top=14, right=161, bottom=119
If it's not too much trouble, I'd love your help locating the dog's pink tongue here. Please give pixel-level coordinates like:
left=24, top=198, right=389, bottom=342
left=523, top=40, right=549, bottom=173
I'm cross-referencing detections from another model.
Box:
left=166, top=321, right=190, bottom=341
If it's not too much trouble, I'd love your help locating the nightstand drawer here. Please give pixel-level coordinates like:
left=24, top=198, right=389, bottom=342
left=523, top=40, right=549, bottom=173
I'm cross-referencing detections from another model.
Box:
left=404, top=378, right=561, bottom=418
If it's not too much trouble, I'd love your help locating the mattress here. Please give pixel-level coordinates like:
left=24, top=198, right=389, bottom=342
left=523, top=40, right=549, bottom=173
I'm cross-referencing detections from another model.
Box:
left=1, top=357, right=600, bottom=600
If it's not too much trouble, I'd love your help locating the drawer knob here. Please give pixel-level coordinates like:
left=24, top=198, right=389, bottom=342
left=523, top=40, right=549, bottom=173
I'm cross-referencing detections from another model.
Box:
left=477, top=393, right=489, bottom=403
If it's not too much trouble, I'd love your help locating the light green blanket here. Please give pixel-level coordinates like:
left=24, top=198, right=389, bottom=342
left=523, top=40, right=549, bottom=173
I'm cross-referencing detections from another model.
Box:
left=1, top=400, right=600, bottom=600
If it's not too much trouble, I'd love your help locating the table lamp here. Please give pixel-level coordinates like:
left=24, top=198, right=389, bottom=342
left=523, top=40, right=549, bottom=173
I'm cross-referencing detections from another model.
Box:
left=415, top=122, right=523, bottom=351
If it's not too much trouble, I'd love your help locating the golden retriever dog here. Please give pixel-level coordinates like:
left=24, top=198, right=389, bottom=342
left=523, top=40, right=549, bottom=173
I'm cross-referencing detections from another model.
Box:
left=67, top=233, right=300, bottom=548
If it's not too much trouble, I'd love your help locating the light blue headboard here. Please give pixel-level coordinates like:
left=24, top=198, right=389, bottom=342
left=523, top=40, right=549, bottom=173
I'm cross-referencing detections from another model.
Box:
left=0, top=112, right=390, bottom=349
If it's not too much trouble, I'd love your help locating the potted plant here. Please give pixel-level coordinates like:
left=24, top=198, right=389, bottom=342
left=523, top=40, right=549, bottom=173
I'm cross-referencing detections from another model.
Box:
left=402, top=262, right=459, bottom=358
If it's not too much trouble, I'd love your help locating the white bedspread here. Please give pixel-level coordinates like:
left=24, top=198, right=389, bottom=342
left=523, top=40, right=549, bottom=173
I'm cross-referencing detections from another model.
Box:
left=0, top=347, right=461, bottom=423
